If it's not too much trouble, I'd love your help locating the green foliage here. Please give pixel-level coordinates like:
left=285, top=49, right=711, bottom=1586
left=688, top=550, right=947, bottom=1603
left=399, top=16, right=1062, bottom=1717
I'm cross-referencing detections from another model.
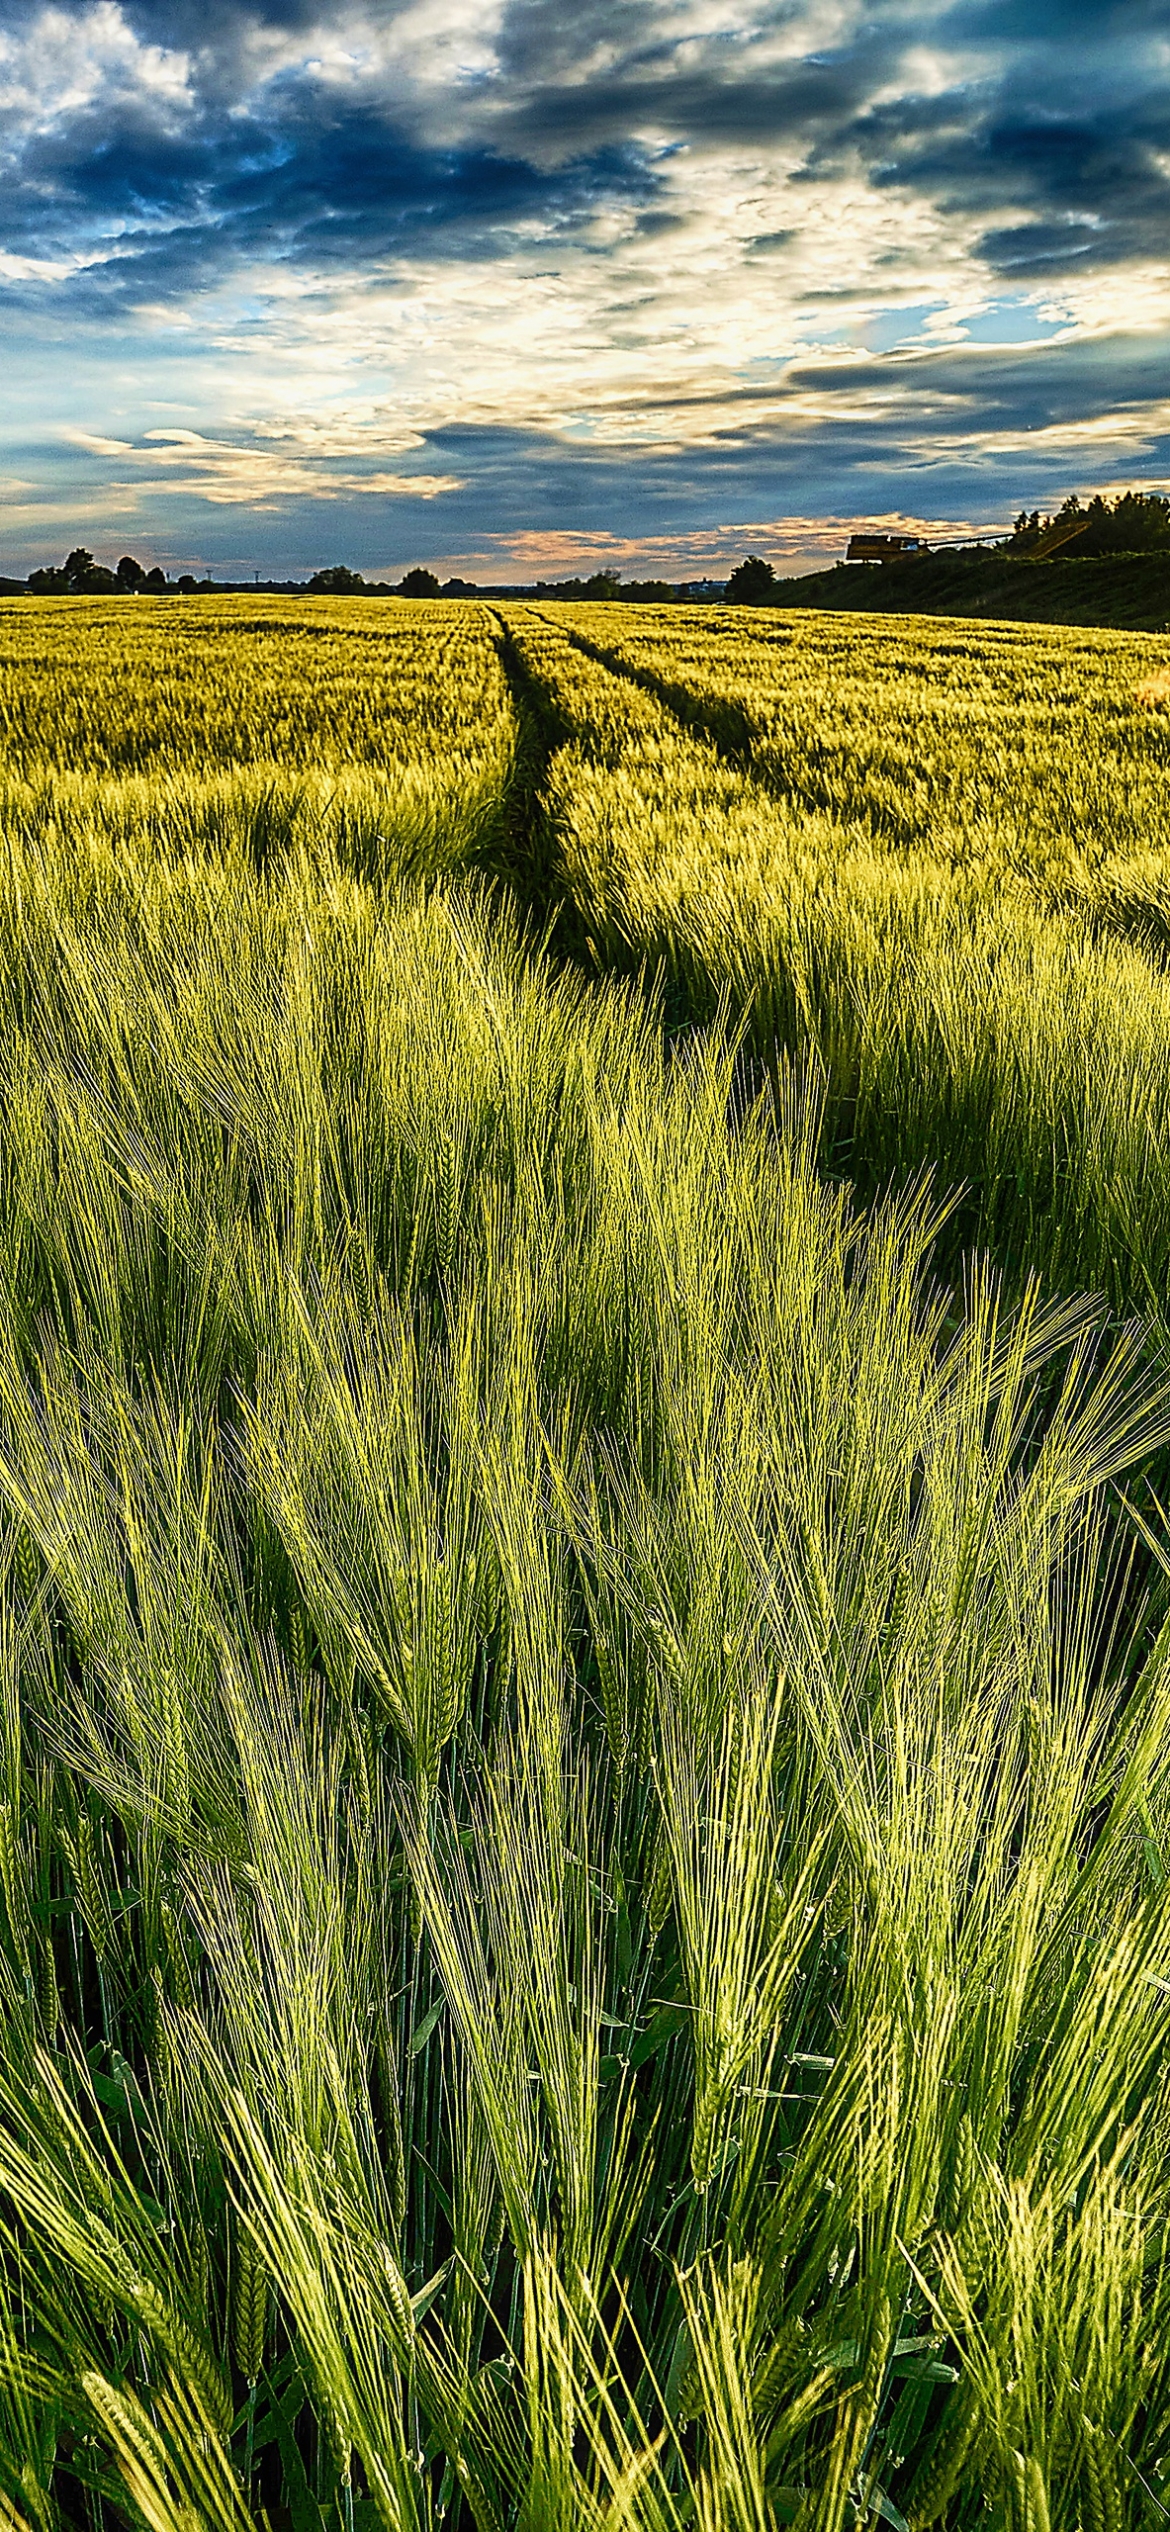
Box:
left=1009, top=489, right=1170, bottom=558
left=0, top=591, right=1167, bottom=2528
left=546, top=573, right=623, bottom=601
left=309, top=565, right=367, bottom=593
left=724, top=558, right=777, bottom=604
left=27, top=550, right=122, bottom=595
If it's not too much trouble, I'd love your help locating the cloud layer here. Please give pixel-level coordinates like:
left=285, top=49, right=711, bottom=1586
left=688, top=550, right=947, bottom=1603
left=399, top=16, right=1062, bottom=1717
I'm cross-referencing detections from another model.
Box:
left=0, top=0, right=1167, bottom=574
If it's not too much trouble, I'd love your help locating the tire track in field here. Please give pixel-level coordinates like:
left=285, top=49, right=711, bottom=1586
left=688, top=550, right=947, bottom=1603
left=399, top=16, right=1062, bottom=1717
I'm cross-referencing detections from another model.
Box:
left=551, top=616, right=758, bottom=772
left=481, top=610, right=600, bottom=972
left=485, top=611, right=1170, bottom=1336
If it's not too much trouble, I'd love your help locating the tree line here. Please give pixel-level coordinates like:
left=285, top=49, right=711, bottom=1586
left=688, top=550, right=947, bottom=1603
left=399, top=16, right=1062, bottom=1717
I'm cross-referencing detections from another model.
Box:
left=1006, top=489, right=1170, bottom=555
left=25, top=550, right=194, bottom=595
left=721, top=490, right=1170, bottom=606
left=9, top=491, right=1167, bottom=608
left=1, top=553, right=692, bottom=602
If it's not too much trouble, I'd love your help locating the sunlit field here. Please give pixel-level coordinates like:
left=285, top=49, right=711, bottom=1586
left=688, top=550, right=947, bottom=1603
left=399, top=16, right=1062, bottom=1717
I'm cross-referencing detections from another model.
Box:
left=1, top=591, right=1170, bottom=2532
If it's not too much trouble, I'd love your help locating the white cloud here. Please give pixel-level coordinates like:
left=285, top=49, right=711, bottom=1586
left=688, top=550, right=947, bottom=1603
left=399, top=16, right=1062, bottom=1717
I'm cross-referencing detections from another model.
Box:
left=0, top=1, right=191, bottom=153
left=63, top=429, right=137, bottom=455
left=0, top=246, right=78, bottom=282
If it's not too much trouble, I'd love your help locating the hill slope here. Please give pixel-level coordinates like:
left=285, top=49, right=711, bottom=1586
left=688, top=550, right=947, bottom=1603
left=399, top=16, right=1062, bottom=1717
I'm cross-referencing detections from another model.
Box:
left=768, top=548, right=1170, bottom=630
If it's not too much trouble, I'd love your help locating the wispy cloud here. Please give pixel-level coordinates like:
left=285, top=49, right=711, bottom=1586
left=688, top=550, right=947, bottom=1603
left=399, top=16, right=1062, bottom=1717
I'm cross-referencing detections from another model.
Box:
left=59, top=424, right=462, bottom=504
left=455, top=507, right=1014, bottom=579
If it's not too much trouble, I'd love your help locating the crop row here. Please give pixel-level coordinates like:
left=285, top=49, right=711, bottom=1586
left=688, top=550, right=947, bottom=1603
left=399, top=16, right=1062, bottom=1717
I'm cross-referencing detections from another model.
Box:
left=503, top=603, right=1170, bottom=1331
left=558, top=599, right=1170, bottom=908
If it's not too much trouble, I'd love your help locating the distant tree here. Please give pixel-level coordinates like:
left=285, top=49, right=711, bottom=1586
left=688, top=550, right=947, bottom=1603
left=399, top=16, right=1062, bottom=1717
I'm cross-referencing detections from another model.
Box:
left=441, top=577, right=478, bottom=596
left=398, top=568, right=442, bottom=597
left=176, top=575, right=198, bottom=593
left=142, top=567, right=167, bottom=592
left=531, top=570, right=623, bottom=600
left=621, top=579, right=676, bottom=603
left=1008, top=509, right=1044, bottom=550
left=29, top=548, right=134, bottom=594
left=307, top=564, right=366, bottom=593
left=116, top=555, right=145, bottom=589
left=725, top=556, right=777, bottom=604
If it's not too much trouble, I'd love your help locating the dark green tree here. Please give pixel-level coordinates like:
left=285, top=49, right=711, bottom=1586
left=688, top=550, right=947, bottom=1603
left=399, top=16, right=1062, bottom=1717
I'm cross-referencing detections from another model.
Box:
left=116, top=556, right=145, bottom=589
left=398, top=568, right=442, bottom=597
left=725, top=555, right=777, bottom=604
left=1007, top=488, right=1170, bottom=559
left=1108, top=489, right=1170, bottom=549
left=307, top=564, right=366, bottom=593
left=1068, top=490, right=1170, bottom=555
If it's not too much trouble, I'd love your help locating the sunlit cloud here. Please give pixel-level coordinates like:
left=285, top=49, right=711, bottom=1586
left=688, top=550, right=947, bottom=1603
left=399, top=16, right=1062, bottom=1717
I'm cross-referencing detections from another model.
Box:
left=61, top=425, right=463, bottom=506
left=449, top=507, right=1014, bottom=581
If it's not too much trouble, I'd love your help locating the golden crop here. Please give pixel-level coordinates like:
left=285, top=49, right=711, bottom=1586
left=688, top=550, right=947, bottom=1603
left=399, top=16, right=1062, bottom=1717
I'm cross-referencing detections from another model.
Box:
left=515, top=596, right=1170, bottom=913
left=502, top=600, right=1170, bottom=1320
left=0, top=594, right=514, bottom=886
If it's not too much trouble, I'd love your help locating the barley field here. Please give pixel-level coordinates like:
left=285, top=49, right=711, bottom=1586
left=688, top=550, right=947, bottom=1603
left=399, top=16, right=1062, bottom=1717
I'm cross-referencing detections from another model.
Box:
left=0, top=591, right=1169, bottom=2532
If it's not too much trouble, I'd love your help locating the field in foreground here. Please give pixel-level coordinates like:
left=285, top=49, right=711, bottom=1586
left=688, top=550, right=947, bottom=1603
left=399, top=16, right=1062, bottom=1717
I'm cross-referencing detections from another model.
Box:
left=0, top=595, right=1169, bottom=2531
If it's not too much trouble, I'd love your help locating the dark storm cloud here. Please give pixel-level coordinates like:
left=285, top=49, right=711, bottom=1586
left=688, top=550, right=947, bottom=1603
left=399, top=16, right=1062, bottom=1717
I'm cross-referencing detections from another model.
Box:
left=942, top=0, right=1163, bottom=39
left=1, top=0, right=1166, bottom=305
left=0, top=81, right=657, bottom=308
left=856, top=89, right=1170, bottom=274
left=835, top=0, right=1170, bottom=277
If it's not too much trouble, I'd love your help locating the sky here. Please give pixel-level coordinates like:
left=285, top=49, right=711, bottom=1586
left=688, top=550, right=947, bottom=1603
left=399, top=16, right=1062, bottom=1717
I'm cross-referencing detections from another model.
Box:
left=0, top=0, right=1167, bottom=582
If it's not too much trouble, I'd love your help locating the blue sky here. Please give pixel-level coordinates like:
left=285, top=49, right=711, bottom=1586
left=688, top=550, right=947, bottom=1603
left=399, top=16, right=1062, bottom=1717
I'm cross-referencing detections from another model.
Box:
left=0, top=0, right=1167, bottom=580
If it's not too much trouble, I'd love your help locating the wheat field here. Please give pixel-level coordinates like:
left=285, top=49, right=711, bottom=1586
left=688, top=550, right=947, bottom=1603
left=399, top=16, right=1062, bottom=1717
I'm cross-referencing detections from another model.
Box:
left=0, top=591, right=1169, bottom=2532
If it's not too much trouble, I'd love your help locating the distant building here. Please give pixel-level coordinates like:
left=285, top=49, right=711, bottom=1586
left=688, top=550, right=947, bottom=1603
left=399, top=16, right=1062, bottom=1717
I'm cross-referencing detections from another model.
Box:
left=845, top=533, right=929, bottom=562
